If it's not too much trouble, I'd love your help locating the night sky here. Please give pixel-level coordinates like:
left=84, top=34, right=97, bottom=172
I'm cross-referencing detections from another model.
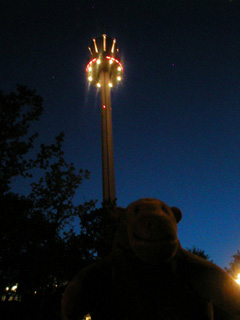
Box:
left=1, top=0, right=240, bottom=269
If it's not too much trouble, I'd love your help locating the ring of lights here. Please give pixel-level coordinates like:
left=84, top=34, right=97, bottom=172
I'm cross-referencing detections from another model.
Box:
left=86, top=55, right=123, bottom=87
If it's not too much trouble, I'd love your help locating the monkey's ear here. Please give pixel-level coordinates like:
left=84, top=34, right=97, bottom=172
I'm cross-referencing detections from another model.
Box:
left=171, top=207, right=182, bottom=223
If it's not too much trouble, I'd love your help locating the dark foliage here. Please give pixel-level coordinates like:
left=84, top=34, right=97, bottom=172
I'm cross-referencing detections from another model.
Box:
left=225, top=250, right=240, bottom=279
left=187, top=246, right=212, bottom=261
left=0, top=85, right=42, bottom=193
left=78, top=200, right=118, bottom=259
left=0, top=86, right=101, bottom=319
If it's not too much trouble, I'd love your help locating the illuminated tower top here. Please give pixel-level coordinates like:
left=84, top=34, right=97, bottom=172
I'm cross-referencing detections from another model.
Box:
left=86, top=34, right=123, bottom=88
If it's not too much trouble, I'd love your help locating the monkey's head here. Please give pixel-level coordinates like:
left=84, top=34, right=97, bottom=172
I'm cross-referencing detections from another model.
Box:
left=115, top=198, right=182, bottom=264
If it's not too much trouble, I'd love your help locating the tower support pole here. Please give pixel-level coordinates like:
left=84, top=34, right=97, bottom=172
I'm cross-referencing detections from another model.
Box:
left=100, top=71, right=116, bottom=202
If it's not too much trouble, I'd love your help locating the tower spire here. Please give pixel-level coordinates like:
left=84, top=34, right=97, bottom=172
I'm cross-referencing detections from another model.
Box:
left=86, top=34, right=123, bottom=203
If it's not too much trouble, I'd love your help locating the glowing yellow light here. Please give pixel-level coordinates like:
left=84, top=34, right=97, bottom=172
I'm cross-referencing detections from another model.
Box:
left=117, top=76, right=121, bottom=81
left=5, top=287, right=9, bottom=292
left=106, top=56, right=124, bottom=72
left=235, top=274, right=240, bottom=285
left=103, top=34, right=106, bottom=51
left=109, top=83, right=113, bottom=87
left=109, top=59, right=113, bottom=64
left=97, top=59, right=101, bottom=65
left=88, top=76, right=93, bottom=82
left=111, top=39, right=116, bottom=53
left=93, top=38, right=98, bottom=53
left=117, top=66, right=121, bottom=71
left=85, top=58, right=96, bottom=72
left=88, top=67, right=92, bottom=72
left=97, top=83, right=101, bottom=87
left=88, top=47, right=93, bottom=55
left=11, top=284, right=18, bottom=292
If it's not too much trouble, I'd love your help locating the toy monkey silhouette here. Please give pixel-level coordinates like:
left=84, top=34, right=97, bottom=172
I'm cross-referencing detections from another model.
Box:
left=62, top=198, right=240, bottom=320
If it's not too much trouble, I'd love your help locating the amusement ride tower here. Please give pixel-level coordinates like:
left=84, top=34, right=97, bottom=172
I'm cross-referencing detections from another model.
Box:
left=86, top=34, right=123, bottom=202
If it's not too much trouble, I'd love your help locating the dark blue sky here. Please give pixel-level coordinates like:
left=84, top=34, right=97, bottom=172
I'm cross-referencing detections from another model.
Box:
left=1, top=0, right=240, bottom=269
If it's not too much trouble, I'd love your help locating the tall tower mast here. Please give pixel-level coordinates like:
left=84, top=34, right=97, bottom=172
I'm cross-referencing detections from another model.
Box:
left=86, top=34, right=123, bottom=203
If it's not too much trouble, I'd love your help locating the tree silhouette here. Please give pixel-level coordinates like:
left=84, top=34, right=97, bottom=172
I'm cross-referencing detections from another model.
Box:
left=0, top=85, right=97, bottom=319
left=0, top=85, right=43, bottom=193
left=225, top=250, right=240, bottom=279
left=187, top=246, right=212, bottom=261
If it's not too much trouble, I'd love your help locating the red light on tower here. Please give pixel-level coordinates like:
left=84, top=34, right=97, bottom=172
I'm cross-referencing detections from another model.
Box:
left=86, top=34, right=123, bottom=203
